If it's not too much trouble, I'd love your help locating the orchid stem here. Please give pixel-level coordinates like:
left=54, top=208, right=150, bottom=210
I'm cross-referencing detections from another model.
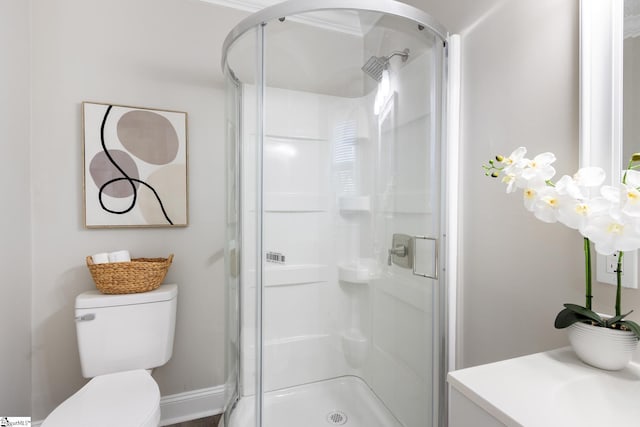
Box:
left=616, top=251, right=623, bottom=317
left=584, top=238, right=592, bottom=310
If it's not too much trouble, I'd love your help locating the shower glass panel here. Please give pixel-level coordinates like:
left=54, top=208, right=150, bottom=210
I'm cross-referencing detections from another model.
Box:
left=224, top=25, right=260, bottom=427
left=223, top=62, right=240, bottom=416
left=223, top=2, right=447, bottom=426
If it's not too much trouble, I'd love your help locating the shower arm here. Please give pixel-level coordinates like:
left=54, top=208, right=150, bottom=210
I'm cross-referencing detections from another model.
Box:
left=385, top=49, right=410, bottom=62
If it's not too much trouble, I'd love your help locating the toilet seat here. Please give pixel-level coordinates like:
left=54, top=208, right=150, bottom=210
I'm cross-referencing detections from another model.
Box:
left=42, top=369, right=160, bottom=427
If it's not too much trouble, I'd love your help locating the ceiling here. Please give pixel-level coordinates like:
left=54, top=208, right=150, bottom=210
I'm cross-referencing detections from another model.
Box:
left=400, top=0, right=507, bottom=34
left=201, top=0, right=507, bottom=35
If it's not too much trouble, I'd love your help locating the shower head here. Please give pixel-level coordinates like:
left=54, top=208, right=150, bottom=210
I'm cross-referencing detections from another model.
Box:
left=361, top=48, right=410, bottom=82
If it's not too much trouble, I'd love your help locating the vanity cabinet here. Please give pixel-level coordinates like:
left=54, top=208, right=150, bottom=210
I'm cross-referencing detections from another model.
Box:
left=448, top=347, right=640, bottom=427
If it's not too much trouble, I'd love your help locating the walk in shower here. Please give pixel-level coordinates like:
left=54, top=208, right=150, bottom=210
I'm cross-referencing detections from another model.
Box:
left=223, top=1, right=452, bottom=426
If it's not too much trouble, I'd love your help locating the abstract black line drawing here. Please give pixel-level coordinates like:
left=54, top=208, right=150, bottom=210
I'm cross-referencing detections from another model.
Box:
left=83, top=102, right=188, bottom=228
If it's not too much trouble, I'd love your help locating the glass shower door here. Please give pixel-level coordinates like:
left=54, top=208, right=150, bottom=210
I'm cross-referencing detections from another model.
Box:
left=223, top=25, right=260, bottom=427
left=257, top=11, right=444, bottom=427
left=368, top=43, right=443, bottom=426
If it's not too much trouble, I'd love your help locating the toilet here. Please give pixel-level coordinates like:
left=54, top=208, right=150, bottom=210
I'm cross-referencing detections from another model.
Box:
left=42, top=283, right=178, bottom=427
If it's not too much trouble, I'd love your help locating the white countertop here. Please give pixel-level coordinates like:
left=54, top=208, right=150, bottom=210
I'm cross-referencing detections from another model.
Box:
left=447, top=347, right=640, bottom=427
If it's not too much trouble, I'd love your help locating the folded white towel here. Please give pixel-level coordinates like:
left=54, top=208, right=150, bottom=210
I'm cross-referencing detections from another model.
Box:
left=108, top=250, right=131, bottom=263
left=91, top=252, right=110, bottom=264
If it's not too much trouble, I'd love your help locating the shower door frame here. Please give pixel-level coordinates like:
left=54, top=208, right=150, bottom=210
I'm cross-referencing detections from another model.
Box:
left=221, top=0, right=447, bottom=67
left=222, top=1, right=458, bottom=426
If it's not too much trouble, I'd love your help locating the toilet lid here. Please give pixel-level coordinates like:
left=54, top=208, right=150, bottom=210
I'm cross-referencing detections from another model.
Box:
left=42, top=370, right=160, bottom=427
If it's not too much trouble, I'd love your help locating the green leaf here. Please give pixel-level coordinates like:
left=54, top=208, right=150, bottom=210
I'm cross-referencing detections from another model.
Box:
left=605, top=310, right=633, bottom=328
left=562, top=303, right=604, bottom=326
left=555, top=308, right=590, bottom=329
left=620, top=320, right=640, bottom=340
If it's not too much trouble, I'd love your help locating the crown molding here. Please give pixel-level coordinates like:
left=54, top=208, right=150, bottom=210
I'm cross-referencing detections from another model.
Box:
left=201, top=0, right=278, bottom=12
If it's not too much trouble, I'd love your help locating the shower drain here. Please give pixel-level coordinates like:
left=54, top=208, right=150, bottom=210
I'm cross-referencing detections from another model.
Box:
left=326, top=411, right=348, bottom=425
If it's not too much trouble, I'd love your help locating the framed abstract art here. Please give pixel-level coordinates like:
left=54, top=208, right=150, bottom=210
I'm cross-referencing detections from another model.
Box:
left=82, top=102, right=188, bottom=228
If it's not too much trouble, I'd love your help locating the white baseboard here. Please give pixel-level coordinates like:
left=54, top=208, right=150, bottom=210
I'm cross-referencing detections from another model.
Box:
left=159, top=385, right=226, bottom=426
left=32, top=385, right=226, bottom=427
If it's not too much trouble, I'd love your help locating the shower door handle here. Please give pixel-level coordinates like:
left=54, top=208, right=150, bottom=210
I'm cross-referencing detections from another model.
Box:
left=412, top=235, right=438, bottom=280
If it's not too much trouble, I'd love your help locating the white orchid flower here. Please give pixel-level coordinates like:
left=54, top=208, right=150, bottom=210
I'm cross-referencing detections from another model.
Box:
left=624, top=186, right=640, bottom=217
left=522, top=187, right=539, bottom=212
left=484, top=147, right=640, bottom=324
left=551, top=168, right=605, bottom=200
left=601, top=185, right=621, bottom=204
left=501, top=162, right=530, bottom=193
left=555, top=175, right=583, bottom=199
left=557, top=196, right=610, bottom=231
left=497, top=147, right=528, bottom=192
left=623, top=169, right=640, bottom=187
left=485, top=148, right=640, bottom=254
left=522, top=179, right=548, bottom=212
left=501, top=171, right=519, bottom=193
left=532, top=187, right=561, bottom=223
left=601, top=184, right=640, bottom=217
left=582, top=209, right=640, bottom=255
left=552, top=170, right=609, bottom=230
left=621, top=169, right=640, bottom=216
left=574, top=167, right=607, bottom=187
left=499, top=147, right=527, bottom=168
left=519, top=152, right=557, bottom=183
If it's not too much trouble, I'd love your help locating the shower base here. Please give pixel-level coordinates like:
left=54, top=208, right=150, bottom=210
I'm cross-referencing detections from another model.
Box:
left=224, top=376, right=402, bottom=427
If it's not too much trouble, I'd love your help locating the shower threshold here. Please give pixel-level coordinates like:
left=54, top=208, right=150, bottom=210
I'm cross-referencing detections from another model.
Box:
left=224, top=376, right=403, bottom=427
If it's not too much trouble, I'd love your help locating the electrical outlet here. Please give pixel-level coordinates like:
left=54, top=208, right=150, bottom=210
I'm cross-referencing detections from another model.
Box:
left=606, top=253, right=620, bottom=273
left=596, top=250, right=638, bottom=289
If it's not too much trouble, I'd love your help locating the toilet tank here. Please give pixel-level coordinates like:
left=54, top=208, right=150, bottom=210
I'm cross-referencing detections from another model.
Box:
left=75, top=283, right=178, bottom=378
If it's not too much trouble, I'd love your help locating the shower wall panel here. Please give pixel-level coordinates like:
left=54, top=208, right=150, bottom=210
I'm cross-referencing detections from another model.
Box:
left=239, top=49, right=439, bottom=427
left=240, top=86, right=372, bottom=395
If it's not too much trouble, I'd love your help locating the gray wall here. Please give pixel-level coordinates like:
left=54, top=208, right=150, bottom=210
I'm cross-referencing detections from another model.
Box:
left=0, top=0, right=32, bottom=416
left=458, top=0, right=584, bottom=368
left=458, top=0, right=640, bottom=370
left=29, top=0, right=246, bottom=419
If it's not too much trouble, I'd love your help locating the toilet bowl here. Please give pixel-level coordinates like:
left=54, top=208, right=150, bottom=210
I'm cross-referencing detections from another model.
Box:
left=41, top=284, right=178, bottom=427
left=41, top=370, right=160, bottom=427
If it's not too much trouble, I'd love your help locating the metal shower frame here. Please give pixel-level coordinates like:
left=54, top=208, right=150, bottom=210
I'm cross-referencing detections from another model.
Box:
left=221, top=1, right=451, bottom=426
left=221, top=0, right=448, bottom=71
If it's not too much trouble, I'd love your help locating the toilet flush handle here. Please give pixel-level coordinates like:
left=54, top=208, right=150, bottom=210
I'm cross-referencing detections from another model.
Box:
left=75, top=313, right=95, bottom=322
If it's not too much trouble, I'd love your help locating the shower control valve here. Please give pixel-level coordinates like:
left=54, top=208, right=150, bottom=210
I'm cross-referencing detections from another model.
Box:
left=387, top=245, right=408, bottom=266
left=388, top=234, right=414, bottom=268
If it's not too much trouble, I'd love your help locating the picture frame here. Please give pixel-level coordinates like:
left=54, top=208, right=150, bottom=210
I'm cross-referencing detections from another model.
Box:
left=82, top=102, right=188, bottom=228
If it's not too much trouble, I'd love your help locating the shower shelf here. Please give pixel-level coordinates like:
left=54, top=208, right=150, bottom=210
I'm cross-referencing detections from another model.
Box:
left=341, top=330, right=369, bottom=368
left=338, top=196, right=370, bottom=212
left=264, top=264, right=329, bottom=286
left=338, top=259, right=379, bottom=284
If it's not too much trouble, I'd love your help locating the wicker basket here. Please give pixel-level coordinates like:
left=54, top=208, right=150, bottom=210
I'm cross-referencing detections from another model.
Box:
left=86, top=254, right=174, bottom=294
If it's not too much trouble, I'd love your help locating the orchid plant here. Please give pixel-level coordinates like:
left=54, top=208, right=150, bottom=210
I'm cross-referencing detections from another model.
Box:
left=483, top=147, right=640, bottom=339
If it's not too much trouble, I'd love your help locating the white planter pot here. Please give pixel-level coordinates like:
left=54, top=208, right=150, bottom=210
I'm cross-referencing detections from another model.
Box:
left=567, top=322, right=639, bottom=370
